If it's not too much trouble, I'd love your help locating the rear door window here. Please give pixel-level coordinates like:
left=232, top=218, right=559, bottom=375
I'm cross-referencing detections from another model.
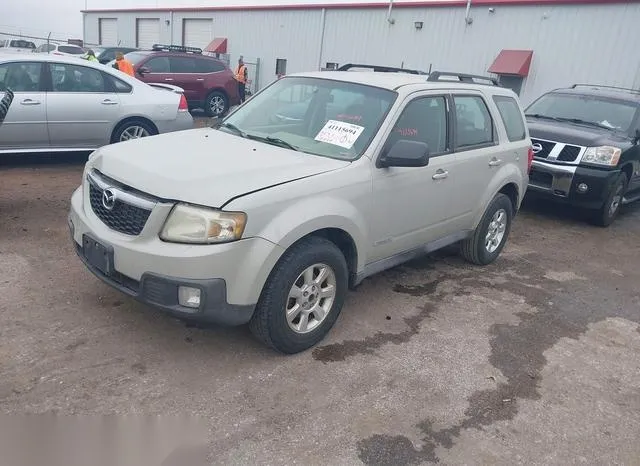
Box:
left=170, top=57, right=197, bottom=73
left=493, top=95, right=526, bottom=141
left=453, top=95, right=495, bottom=149
left=50, top=63, right=106, bottom=93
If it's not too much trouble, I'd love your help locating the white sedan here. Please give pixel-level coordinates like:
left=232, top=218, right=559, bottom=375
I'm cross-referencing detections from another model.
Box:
left=0, top=54, right=193, bottom=153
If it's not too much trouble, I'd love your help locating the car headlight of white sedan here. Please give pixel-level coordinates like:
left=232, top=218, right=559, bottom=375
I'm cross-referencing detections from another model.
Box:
left=160, top=204, right=247, bottom=244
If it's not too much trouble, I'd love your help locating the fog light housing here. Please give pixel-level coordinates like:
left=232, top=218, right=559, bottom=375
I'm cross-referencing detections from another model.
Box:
left=178, top=286, right=201, bottom=308
left=577, top=183, right=589, bottom=193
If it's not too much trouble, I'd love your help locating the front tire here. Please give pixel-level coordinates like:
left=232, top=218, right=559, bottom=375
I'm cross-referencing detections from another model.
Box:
left=460, top=193, right=513, bottom=265
left=205, top=91, right=228, bottom=117
left=249, top=236, right=348, bottom=354
left=590, top=172, right=627, bottom=227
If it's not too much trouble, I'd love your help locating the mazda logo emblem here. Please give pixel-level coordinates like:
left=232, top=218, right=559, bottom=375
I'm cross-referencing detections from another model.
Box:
left=531, top=143, right=543, bottom=154
left=102, top=188, right=116, bottom=211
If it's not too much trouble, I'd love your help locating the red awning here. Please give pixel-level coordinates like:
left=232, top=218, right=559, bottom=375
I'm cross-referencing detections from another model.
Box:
left=205, top=37, right=227, bottom=54
left=488, top=49, right=533, bottom=77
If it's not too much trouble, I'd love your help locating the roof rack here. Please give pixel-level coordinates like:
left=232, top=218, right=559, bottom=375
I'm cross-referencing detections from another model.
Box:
left=427, top=71, right=499, bottom=86
left=151, top=44, right=202, bottom=54
left=570, top=84, right=640, bottom=95
left=336, top=63, right=427, bottom=75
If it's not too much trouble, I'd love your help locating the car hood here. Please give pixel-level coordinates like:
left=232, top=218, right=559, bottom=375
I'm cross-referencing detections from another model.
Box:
left=88, top=128, right=350, bottom=207
left=527, top=118, right=632, bottom=148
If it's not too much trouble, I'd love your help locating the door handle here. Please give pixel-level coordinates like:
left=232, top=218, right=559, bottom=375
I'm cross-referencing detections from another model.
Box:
left=489, top=158, right=503, bottom=167
left=196, top=78, right=204, bottom=81
left=20, top=99, right=41, bottom=106
left=164, top=78, right=174, bottom=81
left=432, top=169, right=449, bottom=180
left=101, top=99, right=118, bottom=105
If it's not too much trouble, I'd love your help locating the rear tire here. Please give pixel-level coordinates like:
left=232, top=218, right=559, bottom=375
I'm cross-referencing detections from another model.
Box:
left=590, top=172, right=627, bottom=227
left=249, top=236, right=348, bottom=354
left=111, top=119, right=156, bottom=144
left=205, top=91, right=228, bottom=117
left=460, top=193, right=513, bottom=265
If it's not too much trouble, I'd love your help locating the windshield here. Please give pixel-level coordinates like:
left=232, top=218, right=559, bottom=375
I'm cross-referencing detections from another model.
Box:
left=220, top=76, right=397, bottom=160
left=526, top=92, right=638, bottom=132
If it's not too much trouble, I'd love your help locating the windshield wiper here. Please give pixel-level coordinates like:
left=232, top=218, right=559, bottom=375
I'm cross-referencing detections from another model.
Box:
left=525, top=113, right=561, bottom=121
left=554, top=117, right=613, bottom=130
left=245, top=134, right=301, bottom=152
left=218, top=122, right=247, bottom=137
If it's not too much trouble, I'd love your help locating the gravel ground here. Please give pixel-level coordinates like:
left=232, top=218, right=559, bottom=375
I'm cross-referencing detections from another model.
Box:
left=1, top=151, right=639, bottom=466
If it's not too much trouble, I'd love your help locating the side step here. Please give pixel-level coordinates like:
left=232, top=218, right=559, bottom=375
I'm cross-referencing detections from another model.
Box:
left=622, top=189, right=640, bottom=205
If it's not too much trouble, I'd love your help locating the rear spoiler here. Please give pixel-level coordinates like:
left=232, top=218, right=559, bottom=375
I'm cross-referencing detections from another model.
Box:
left=147, top=82, right=185, bottom=94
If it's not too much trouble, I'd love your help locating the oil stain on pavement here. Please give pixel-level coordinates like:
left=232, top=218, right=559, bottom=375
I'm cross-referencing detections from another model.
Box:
left=312, top=251, right=640, bottom=465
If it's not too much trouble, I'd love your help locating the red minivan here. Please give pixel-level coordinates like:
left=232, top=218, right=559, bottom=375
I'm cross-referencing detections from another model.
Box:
left=124, top=47, right=240, bottom=117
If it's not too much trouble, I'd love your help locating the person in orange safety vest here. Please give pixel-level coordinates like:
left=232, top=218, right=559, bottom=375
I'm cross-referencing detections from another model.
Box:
left=235, top=56, right=248, bottom=103
left=113, top=52, right=135, bottom=77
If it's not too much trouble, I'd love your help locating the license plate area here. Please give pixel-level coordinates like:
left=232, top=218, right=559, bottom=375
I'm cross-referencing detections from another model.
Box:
left=82, top=234, right=113, bottom=276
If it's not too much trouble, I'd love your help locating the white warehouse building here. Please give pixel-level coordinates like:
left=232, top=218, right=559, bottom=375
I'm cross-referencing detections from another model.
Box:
left=82, top=0, right=640, bottom=104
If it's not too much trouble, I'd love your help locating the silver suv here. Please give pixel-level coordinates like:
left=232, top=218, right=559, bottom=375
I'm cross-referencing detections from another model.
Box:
left=69, top=65, right=532, bottom=354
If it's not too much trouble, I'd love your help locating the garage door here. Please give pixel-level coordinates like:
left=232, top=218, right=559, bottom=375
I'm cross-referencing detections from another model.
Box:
left=182, top=19, right=213, bottom=49
left=136, top=18, right=160, bottom=49
left=98, top=18, right=118, bottom=46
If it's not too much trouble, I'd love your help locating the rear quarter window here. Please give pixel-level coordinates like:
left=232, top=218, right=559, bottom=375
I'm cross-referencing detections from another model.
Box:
left=493, top=95, right=526, bottom=142
left=58, top=45, right=85, bottom=55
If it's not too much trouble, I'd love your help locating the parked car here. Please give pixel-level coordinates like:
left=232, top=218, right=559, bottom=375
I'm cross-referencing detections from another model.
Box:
left=0, top=54, right=193, bottom=153
left=91, top=46, right=139, bottom=65
left=0, top=39, right=36, bottom=54
left=69, top=66, right=531, bottom=354
left=525, top=84, right=640, bottom=226
left=34, top=43, right=86, bottom=57
left=113, top=45, right=240, bottom=117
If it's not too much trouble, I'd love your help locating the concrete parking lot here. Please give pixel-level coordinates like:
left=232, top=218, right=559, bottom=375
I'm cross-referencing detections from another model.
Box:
left=1, top=147, right=639, bottom=465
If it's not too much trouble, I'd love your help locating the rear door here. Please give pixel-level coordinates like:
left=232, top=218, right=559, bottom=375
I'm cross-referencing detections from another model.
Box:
left=0, top=61, right=49, bottom=150
left=168, top=56, right=200, bottom=104
left=45, top=62, right=121, bottom=148
left=447, top=92, right=512, bottom=230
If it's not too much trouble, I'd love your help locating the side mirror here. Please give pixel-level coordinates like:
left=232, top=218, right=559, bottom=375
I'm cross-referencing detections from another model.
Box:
left=379, top=139, right=430, bottom=168
left=138, top=67, right=150, bottom=76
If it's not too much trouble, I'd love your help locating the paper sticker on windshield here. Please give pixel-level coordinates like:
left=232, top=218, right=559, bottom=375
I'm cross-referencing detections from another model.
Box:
left=314, top=120, right=365, bottom=149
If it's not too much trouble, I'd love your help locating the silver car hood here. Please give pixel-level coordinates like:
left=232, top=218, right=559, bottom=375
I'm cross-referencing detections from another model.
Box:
left=89, top=128, right=350, bottom=207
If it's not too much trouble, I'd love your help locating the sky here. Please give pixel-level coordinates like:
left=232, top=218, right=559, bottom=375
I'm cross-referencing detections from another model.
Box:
left=3, top=0, right=425, bottom=43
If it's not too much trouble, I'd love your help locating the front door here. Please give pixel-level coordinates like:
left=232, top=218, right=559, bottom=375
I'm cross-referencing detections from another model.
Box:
left=370, top=93, right=458, bottom=263
left=0, top=61, right=49, bottom=150
left=46, top=62, right=121, bottom=148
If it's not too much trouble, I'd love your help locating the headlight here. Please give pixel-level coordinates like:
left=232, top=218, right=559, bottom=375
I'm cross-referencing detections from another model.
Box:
left=582, top=146, right=621, bottom=166
left=160, top=204, right=247, bottom=244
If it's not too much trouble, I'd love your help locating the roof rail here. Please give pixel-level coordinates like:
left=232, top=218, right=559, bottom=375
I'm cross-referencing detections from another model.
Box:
left=570, top=84, right=640, bottom=95
left=336, top=63, right=427, bottom=75
left=151, top=44, right=202, bottom=54
left=427, top=71, right=499, bottom=86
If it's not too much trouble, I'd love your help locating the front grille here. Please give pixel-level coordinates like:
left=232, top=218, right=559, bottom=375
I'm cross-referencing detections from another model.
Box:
left=89, top=182, right=152, bottom=236
left=556, top=144, right=581, bottom=162
left=531, top=139, right=555, bottom=159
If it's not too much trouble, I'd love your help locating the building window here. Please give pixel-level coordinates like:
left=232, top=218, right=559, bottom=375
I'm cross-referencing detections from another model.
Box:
left=498, top=75, right=524, bottom=97
left=275, top=58, right=287, bottom=76
left=325, top=62, right=339, bottom=70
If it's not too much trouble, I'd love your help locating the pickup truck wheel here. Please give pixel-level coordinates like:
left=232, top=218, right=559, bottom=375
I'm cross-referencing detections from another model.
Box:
left=249, top=236, right=348, bottom=354
left=460, top=193, right=513, bottom=266
left=590, top=172, right=627, bottom=227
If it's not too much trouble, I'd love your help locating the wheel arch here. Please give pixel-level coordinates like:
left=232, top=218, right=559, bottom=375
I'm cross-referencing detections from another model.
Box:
left=110, top=116, right=158, bottom=143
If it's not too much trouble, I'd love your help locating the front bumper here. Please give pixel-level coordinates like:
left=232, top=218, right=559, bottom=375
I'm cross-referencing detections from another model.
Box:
left=68, top=185, right=282, bottom=326
left=527, top=159, right=619, bottom=209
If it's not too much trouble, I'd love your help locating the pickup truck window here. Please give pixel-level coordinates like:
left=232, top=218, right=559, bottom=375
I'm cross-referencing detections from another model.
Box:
left=454, top=95, right=495, bottom=148
left=493, top=95, right=526, bottom=141
left=525, top=92, right=638, bottom=132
